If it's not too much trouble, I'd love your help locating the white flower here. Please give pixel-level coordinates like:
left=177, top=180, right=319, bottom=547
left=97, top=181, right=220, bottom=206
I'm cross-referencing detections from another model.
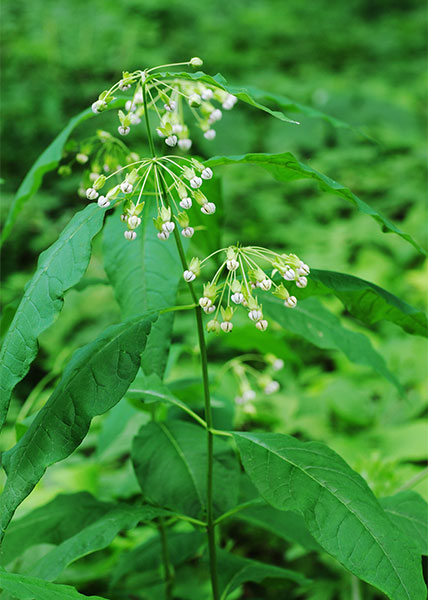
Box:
left=178, top=138, right=192, bottom=150
left=242, top=389, right=256, bottom=402
left=199, top=297, right=212, bottom=308
left=125, top=100, right=136, bottom=112
left=164, top=101, right=177, bottom=112
left=297, top=262, right=310, bottom=276
left=284, top=296, right=297, bottom=308
left=128, top=215, right=141, bottom=229
left=165, top=135, right=178, bottom=147
left=180, top=197, right=192, bottom=209
left=172, top=124, right=183, bottom=134
left=129, top=114, right=141, bottom=125
left=156, top=128, right=165, bottom=138
left=204, top=304, right=216, bottom=314
left=248, top=309, right=263, bottom=321
left=256, top=319, right=268, bottom=331
left=222, top=94, right=238, bottom=110
left=201, top=167, right=213, bottom=180
left=120, top=214, right=128, bottom=222
left=227, top=259, right=239, bottom=271
left=204, top=129, right=216, bottom=140
left=97, top=196, right=110, bottom=208
left=264, top=381, right=279, bottom=395
left=157, top=231, right=169, bottom=241
left=189, top=93, right=202, bottom=106
left=181, top=226, right=194, bottom=238
left=283, top=268, right=296, bottom=281
left=221, top=321, right=233, bottom=332
left=201, top=202, right=216, bottom=215
left=124, top=230, right=137, bottom=241
left=162, top=221, right=175, bottom=233
left=209, top=109, right=222, bottom=122
left=273, top=359, right=284, bottom=371
left=119, top=81, right=131, bottom=91
left=91, top=100, right=106, bottom=114
left=201, top=88, right=214, bottom=100
left=118, top=126, right=130, bottom=136
left=231, top=292, right=244, bottom=304
left=190, top=176, right=203, bottom=188
left=189, top=57, right=203, bottom=67
left=259, top=278, right=272, bottom=291
left=183, top=270, right=196, bottom=282
left=120, top=181, right=133, bottom=194
left=86, top=187, right=98, bottom=200
left=296, top=276, right=308, bottom=288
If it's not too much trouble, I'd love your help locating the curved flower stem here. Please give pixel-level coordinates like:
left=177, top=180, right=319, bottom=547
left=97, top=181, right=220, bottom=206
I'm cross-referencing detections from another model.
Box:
left=142, top=82, right=220, bottom=600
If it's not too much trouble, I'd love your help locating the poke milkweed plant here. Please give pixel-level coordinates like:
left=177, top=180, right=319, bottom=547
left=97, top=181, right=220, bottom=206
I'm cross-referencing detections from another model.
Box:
left=0, top=58, right=427, bottom=600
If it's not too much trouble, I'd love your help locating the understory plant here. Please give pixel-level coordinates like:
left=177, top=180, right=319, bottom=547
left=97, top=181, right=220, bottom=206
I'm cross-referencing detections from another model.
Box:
left=0, top=58, right=427, bottom=600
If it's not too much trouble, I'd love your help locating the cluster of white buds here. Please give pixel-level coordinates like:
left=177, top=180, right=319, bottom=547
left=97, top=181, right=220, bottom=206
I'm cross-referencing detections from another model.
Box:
left=182, top=245, right=310, bottom=333
left=90, top=59, right=238, bottom=150
left=85, top=155, right=216, bottom=241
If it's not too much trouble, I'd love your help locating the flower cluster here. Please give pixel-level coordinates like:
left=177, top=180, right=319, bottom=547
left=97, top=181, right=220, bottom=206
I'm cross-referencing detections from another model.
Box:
left=183, top=245, right=310, bottom=333
left=90, top=58, right=238, bottom=149
left=85, top=156, right=216, bottom=241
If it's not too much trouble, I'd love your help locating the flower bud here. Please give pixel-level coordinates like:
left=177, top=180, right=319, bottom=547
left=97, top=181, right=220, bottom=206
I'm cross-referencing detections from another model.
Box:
left=296, top=276, right=308, bottom=288
left=204, top=304, right=216, bottom=314
left=297, top=262, right=310, bottom=276
left=188, top=257, right=201, bottom=276
left=93, top=175, right=106, bottom=190
left=183, top=270, right=196, bottom=282
left=162, top=221, right=175, bottom=233
left=227, top=259, right=239, bottom=271
left=121, top=181, right=133, bottom=194
left=121, top=214, right=128, bottom=222
left=97, top=196, right=110, bottom=208
left=76, top=153, right=88, bottom=164
left=178, top=138, right=192, bottom=151
left=283, top=268, right=296, bottom=281
left=124, top=230, right=137, bottom=241
left=201, top=88, right=214, bottom=101
left=264, top=380, right=279, bottom=395
left=222, top=94, right=238, bottom=110
left=206, top=319, right=220, bottom=333
left=128, top=215, right=141, bottom=229
left=182, top=227, right=194, bottom=238
left=204, top=129, right=216, bottom=140
left=92, top=100, right=107, bottom=114
left=164, top=101, right=177, bottom=112
left=221, top=321, right=233, bottom=333
left=284, top=296, right=297, bottom=308
left=201, top=167, right=213, bottom=180
left=199, top=297, right=212, bottom=309
left=190, top=176, right=203, bottom=189
left=249, top=309, right=263, bottom=321
left=209, top=109, right=222, bottom=122
left=118, top=126, right=130, bottom=136
left=259, top=278, right=272, bottom=291
left=86, top=187, right=98, bottom=200
left=189, top=93, right=202, bottom=107
left=180, top=197, right=192, bottom=209
left=242, top=389, right=256, bottom=402
left=165, top=135, right=178, bottom=147
left=189, top=57, right=203, bottom=67
left=172, top=124, right=183, bottom=133
left=157, top=231, right=170, bottom=241
left=273, top=358, right=284, bottom=371
left=201, top=202, right=216, bottom=215
left=256, top=319, right=268, bottom=331
left=231, top=292, right=244, bottom=304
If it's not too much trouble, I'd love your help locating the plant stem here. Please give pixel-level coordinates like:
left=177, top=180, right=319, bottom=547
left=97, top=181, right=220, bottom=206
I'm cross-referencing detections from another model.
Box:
left=158, top=517, right=174, bottom=600
left=142, top=82, right=219, bottom=600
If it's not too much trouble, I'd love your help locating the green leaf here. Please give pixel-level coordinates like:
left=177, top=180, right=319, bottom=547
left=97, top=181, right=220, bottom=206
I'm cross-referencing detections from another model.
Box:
left=233, top=432, right=426, bottom=600
left=380, top=491, right=428, bottom=556
left=132, top=420, right=239, bottom=519
left=0, top=204, right=105, bottom=431
left=103, top=204, right=187, bottom=378
left=111, top=530, right=205, bottom=588
left=214, top=549, right=310, bottom=599
left=0, top=569, right=108, bottom=600
left=262, top=296, right=401, bottom=391
left=206, top=152, right=427, bottom=256
left=0, top=313, right=156, bottom=540
left=300, top=269, right=427, bottom=337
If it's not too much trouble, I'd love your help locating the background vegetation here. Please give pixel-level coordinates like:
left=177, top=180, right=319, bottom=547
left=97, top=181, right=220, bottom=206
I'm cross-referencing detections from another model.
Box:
left=1, top=0, right=426, bottom=598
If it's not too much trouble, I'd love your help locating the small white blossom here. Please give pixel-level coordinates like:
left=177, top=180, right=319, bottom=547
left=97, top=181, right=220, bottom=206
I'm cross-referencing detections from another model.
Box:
left=178, top=138, right=192, bottom=151
left=259, top=279, right=272, bottom=291
left=125, top=100, right=136, bottom=112
left=199, top=297, right=212, bottom=309
left=179, top=197, right=192, bottom=209
left=190, top=176, right=203, bottom=188
left=189, top=93, right=202, bottom=106
left=164, top=101, right=177, bottom=112
left=91, top=100, right=107, bottom=114
left=121, top=181, right=133, bottom=194
left=256, top=319, right=268, bottom=331
left=172, top=124, right=183, bottom=134
left=181, top=226, right=194, bottom=238
left=124, top=230, right=137, bottom=241
left=201, top=167, right=213, bottom=180
left=227, top=259, right=239, bottom=271
left=128, top=215, right=141, bottom=229
left=221, top=321, right=233, bottom=332
left=201, top=88, right=214, bottom=100
left=162, top=221, right=175, bottom=233
left=273, top=359, right=284, bottom=371
left=204, top=304, right=216, bottom=314
left=189, top=57, right=203, bottom=67
left=156, top=128, right=165, bottom=138
left=86, top=187, right=98, bottom=200
left=120, top=214, right=128, bottom=222
left=222, top=94, right=238, bottom=110
left=201, top=202, right=216, bottom=215
left=119, top=81, right=132, bottom=91
left=118, top=126, right=130, bottom=136
left=296, top=276, right=308, bottom=288
left=157, top=231, right=169, bottom=241
left=264, top=381, right=279, bottom=395
left=97, top=196, right=110, bottom=208
left=209, top=109, right=222, bottom=122
left=284, top=296, right=297, bottom=308
left=231, top=292, right=244, bottom=304
left=248, top=309, right=263, bottom=321
left=129, top=114, right=141, bottom=125
left=183, top=270, right=196, bottom=282
left=242, top=389, right=256, bottom=402
left=297, top=262, right=310, bottom=276
left=283, top=268, right=296, bottom=281
left=165, top=135, right=178, bottom=147
left=204, top=129, right=216, bottom=140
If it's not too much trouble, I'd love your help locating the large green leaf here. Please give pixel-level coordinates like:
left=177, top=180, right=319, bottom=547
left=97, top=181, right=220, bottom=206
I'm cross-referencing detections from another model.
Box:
left=132, top=420, right=239, bottom=519
left=206, top=152, right=427, bottom=256
left=0, top=204, right=106, bottom=431
left=0, top=570, right=108, bottom=600
left=233, top=432, right=426, bottom=600
left=0, top=313, right=156, bottom=541
left=380, top=491, right=428, bottom=556
left=215, top=549, right=310, bottom=599
left=103, top=204, right=187, bottom=378
left=262, top=296, right=401, bottom=391
left=300, top=269, right=427, bottom=337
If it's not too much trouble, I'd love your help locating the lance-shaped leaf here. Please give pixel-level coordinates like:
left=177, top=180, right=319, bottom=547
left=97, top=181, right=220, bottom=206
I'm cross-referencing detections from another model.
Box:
left=206, top=152, right=427, bottom=256
left=298, top=269, right=427, bottom=337
left=214, top=549, right=310, bottom=599
left=0, top=313, right=156, bottom=540
left=103, top=204, right=188, bottom=378
left=0, top=569, right=108, bottom=600
left=262, top=296, right=401, bottom=391
left=0, top=204, right=105, bottom=431
left=233, top=432, right=426, bottom=600
left=132, top=420, right=239, bottom=519
left=380, top=491, right=428, bottom=556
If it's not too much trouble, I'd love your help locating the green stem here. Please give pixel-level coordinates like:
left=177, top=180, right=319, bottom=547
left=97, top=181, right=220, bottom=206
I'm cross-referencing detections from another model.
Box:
left=158, top=517, right=174, bottom=600
left=142, top=82, right=219, bottom=600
